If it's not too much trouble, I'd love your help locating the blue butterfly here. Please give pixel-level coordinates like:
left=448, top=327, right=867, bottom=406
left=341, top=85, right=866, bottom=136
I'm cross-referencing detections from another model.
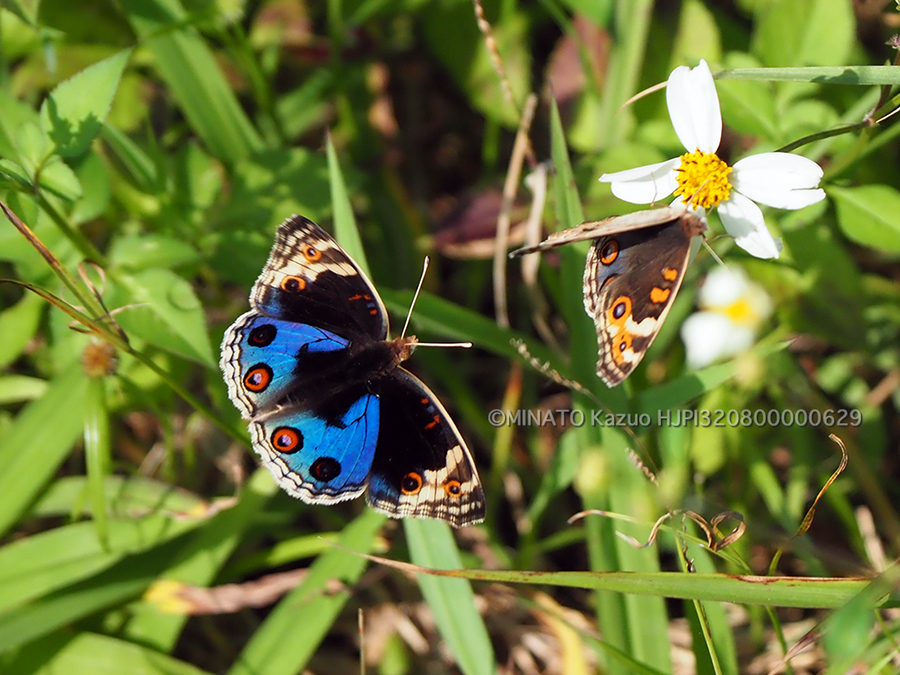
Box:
left=220, top=216, right=485, bottom=527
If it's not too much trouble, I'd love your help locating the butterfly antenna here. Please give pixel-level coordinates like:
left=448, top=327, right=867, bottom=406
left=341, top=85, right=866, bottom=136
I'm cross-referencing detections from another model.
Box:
left=701, top=237, right=727, bottom=268
left=401, top=256, right=430, bottom=339
left=401, top=256, right=473, bottom=349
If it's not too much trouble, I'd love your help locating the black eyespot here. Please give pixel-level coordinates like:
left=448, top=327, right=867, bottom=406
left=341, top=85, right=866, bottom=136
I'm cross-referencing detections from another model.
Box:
left=249, top=324, right=277, bottom=347
left=310, top=457, right=341, bottom=482
left=600, top=240, right=619, bottom=264
left=613, top=301, right=627, bottom=319
left=280, top=275, right=306, bottom=293
left=271, top=427, right=302, bottom=453
left=619, top=342, right=627, bottom=352
left=401, top=472, right=423, bottom=495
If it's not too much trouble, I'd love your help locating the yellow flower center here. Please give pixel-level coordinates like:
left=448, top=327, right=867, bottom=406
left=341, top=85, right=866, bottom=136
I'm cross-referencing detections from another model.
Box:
left=722, top=298, right=756, bottom=326
left=674, top=150, right=732, bottom=209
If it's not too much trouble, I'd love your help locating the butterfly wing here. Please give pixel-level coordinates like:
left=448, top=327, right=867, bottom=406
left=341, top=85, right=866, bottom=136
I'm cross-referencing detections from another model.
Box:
left=220, top=215, right=390, bottom=503
left=251, top=215, right=389, bottom=339
left=248, top=391, right=380, bottom=504
left=220, top=312, right=350, bottom=419
left=510, top=205, right=692, bottom=256
left=366, top=369, right=485, bottom=527
left=583, top=216, right=702, bottom=386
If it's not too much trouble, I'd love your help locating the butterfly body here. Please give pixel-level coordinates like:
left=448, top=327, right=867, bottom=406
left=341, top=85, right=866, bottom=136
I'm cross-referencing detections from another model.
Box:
left=512, top=206, right=706, bottom=386
left=221, top=216, right=485, bottom=526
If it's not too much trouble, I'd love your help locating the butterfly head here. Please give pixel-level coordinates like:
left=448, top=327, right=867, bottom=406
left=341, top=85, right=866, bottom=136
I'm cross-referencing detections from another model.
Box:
left=389, top=335, right=418, bottom=366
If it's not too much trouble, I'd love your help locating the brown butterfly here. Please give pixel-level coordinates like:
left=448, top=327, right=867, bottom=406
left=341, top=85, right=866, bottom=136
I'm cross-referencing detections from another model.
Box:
left=511, top=205, right=707, bottom=386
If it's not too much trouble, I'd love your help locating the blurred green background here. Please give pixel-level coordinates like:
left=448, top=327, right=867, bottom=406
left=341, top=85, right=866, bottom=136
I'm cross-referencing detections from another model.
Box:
left=1, top=0, right=899, bottom=673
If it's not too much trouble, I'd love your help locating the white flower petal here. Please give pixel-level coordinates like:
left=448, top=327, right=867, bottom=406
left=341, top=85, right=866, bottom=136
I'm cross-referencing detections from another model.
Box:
left=697, top=267, right=748, bottom=308
left=680, top=312, right=745, bottom=369
left=599, top=158, right=680, bottom=204
left=666, top=60, right=721, bottom=154
left=718, top=192, right=782, bottom=259
left=731, top=153, right=826, bottom=209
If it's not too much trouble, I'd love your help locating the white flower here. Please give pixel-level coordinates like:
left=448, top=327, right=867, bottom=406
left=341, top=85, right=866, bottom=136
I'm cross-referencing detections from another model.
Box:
left=680, top=267, right=772, bottom=369
left=599, top=60, right=825, bottom=259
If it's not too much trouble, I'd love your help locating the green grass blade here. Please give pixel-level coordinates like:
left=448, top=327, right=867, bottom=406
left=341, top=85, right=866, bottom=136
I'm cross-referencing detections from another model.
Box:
left=379, top=564, right=887, bottom=609
left=84, top=377, right=111, bottom=547
left=0, top=362, right=88, bottom=537
left=0, top=537, right=189, bottom=652
left=0, top=514, right=203, bottom=615
left=227, top=509, right=386, bottom=675
left=326, top=134, right=368, bottom=276
left=404, top=519, right=497, bottom=675
left=122, top=0, right=263, bottom=163
left=124, top=469, right=278, bottom=651
left=4, top=632, right=215, bottom=675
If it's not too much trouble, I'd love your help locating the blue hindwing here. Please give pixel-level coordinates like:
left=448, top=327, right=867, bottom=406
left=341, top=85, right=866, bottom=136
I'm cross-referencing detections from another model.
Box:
left=250, top=392, right=380, bottom=503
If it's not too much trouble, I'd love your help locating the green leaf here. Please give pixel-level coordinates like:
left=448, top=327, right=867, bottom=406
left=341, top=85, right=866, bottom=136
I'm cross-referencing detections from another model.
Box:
left=326, top=136, right=368, bottom=276
left=752, top=0, right=854, bottom=68
left=421, top=2, right=526, bottom=127
left=0, top=363, right=88, bottom=538
left=0, top=89, right=38, bottom=166
left=404, top=519, right=497, bottom=675
left=830, top=185, right=900, bottom=254
left=40, top=50, right=131, bottom=157
left=84, top=378, right=111, bottom=547
left=0, top=514, right=200, bottom=616
left=37, top=157, right=83, bottom=201
left=71, top=151, right=112, bottom=224
left=557, top=0, right=612, bottom=26
left=108, top=269, right=216, bottom=366
left=0, top=375, right=48, bottom=404
left=122, top=0, right=263, bottom=163
left=0, top=293, right=44, bottom=369
left=0, top=159, right=33, bottom=189
left=30, top=476, right=203, bottom=520
left=110, top=234, right=201, bottom=271
left=2, top=0, right=39, bottom=26
left=383, top=564, right=888, bottom=609
left=228, top=510, right=385, bottom=675
left=12, top=632, right=216, bottom=675
left=0, top=537, right=189, bottom=652
left=124, top=469, right=277, bottom=651
left=100, top=123, right=158, bottom=190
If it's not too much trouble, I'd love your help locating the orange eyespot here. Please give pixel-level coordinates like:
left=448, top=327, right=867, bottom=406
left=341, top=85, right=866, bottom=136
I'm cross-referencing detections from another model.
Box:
left=608, top=296, right=632, bottom=323
left=303, top=245, right=322, bottom=262
left=244, top=364, right=272, bottom=392
left=612, top=332, right=634, bottom=364
left=271, top=427, right=303, bottom=453
left=443, top=479, right=462, bottom=497
left=280, top=276, right=306, bottom=293
left=599, top=239, right=619, bottom=265
left=401, top=471, right=423, bottom=495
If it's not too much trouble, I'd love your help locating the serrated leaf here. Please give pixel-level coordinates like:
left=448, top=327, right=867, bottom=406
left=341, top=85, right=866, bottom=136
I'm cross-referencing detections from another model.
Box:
left=40, top=50, right=131, bottom=158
